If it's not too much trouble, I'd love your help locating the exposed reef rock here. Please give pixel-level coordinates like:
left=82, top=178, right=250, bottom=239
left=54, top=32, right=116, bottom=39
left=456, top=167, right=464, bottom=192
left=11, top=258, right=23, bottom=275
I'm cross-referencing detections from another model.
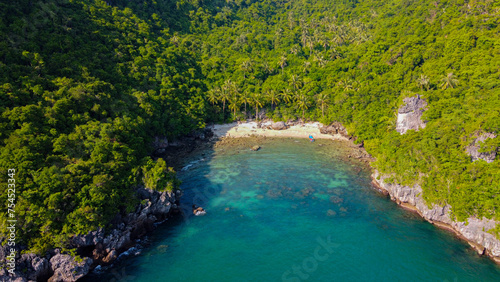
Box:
left=466, top=133, right=498, bottom=163
left=396, top=96, right=427, bottom=134
left=372, top=171, right=500, bottom=262
left=0, top=188, right=180, bottom=282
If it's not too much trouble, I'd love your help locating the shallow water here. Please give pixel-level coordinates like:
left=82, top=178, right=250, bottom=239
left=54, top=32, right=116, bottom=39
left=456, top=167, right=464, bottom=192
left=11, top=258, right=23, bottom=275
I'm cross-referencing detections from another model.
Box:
left=90, top=139, right=500, bottom=281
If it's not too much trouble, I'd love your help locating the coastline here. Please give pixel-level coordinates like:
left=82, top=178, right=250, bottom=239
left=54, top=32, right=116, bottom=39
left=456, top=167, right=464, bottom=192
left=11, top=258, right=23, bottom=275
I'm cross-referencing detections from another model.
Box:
left=212, top=120, right=500, bottom=265
left=370, top=171, right=500, bottom=264
left=7, top=120, right=498, bottom=281
left=211, top=121, right=348, bottom=140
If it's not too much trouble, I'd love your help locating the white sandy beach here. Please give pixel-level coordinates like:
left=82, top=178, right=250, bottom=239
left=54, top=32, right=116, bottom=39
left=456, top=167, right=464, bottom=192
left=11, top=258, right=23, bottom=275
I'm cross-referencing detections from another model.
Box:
left=211, top=121, right=347, bottom=140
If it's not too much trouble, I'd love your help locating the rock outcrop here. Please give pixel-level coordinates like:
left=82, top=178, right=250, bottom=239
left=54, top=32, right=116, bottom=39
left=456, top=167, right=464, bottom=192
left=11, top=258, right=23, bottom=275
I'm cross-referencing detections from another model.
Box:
left=372, top=171, right=500, bottom=262
left=152, top=136, right=169, bottom=154
left=0, top=187, right=180, bottom=281
left=271, top=121, right=287, bottom=130
left=48, top=254, right=92, bottom=282
left=396, top=96, right=427, bottom=134
left=319, top=122, right=349, bottom=138
left=466, top=133, right=497, bottom=163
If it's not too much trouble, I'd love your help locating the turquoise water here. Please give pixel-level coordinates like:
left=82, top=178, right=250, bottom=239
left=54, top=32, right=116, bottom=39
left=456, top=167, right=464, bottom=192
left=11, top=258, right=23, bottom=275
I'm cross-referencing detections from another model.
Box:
left=91, top=139, right=500, bottom=281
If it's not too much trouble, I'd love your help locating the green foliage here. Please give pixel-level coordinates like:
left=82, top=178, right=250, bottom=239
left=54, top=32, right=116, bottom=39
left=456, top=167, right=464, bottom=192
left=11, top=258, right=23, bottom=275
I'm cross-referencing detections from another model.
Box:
left=189, top=0, right=500, bottom=226
left=142, top=158, right=180, bottom=192
left=2, top=0, right=500, bottom=251
left=0, top=0, right=204, bottom=252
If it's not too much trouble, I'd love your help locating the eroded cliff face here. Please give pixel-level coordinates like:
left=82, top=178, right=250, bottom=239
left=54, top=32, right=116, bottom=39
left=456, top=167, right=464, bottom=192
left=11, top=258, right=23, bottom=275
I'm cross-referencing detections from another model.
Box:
left=0, top=188, right=180, bottom=282
left=396, top=96, right=428, bottom=134
left=466, top=133, right=498, bottom=163
left=372, top=171, right=500, bottom=262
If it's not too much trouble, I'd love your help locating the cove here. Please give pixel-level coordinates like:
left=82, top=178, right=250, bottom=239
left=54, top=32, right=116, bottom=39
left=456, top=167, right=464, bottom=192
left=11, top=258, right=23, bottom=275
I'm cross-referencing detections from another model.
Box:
left=89, top=138, right=500, bottom=281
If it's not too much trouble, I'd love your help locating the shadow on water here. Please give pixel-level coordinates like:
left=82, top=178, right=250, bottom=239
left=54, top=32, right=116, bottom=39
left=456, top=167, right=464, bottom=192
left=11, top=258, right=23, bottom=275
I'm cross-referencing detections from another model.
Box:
left=81, top=140, right=223, bottom=281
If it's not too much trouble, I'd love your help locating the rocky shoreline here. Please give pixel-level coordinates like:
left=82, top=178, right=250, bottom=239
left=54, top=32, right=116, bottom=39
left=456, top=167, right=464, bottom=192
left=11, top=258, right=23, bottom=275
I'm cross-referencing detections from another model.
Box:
left=213, top=119, right=500, bottom=265
left=370, top=171, right=500, bottom=264
left=0, top=188, right=181, bottom=282
left=2, top=119, right=498, bottom=281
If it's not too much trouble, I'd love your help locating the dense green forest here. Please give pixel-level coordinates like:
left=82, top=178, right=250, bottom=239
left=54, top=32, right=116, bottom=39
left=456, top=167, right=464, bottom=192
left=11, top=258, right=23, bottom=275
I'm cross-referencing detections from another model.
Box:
left=1, top=0, right=499, bottom=253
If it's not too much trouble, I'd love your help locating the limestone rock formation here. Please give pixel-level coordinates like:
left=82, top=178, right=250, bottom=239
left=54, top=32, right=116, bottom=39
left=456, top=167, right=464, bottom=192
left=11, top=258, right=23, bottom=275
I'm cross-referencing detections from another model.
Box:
left=372, top=171, right=500, bottom=261
left=48, top=254, right=93, bottom=282
left=396, top=96, right=427, bottom=134
left=466, top=133, right=497, bottom=163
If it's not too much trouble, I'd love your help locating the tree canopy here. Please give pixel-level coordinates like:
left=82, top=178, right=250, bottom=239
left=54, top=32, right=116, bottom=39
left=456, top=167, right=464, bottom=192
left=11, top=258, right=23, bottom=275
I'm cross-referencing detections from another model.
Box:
left=1, top=0, right=500, bottom=252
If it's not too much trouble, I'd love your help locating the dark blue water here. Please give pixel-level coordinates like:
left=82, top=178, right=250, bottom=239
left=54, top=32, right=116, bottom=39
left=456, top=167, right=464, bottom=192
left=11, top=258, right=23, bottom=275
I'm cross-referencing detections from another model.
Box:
left=92, top=139, right=500, bottom=281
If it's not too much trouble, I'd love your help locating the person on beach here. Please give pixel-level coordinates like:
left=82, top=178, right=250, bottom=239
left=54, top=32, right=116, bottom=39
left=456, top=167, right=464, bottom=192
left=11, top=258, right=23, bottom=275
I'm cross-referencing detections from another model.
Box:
left=309, top=134, right=314, bottom=142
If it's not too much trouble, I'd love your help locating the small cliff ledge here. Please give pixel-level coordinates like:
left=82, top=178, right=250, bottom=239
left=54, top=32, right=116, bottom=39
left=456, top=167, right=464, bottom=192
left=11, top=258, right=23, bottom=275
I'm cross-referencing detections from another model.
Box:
left=466, top=132, right=498, bottom=163
left=396, top=96, right=427, bottom=134
left=372, top=171, right=500, bottom=263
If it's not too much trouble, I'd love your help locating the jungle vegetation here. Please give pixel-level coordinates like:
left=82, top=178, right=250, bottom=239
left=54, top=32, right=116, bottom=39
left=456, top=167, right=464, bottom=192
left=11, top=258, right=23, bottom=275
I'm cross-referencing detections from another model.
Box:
left=1, top=0, right=499, bottom=252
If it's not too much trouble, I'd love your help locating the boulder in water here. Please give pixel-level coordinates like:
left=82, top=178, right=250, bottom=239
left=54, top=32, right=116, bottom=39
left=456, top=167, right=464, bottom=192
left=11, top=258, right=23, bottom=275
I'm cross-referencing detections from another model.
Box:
left=251, top=145, right=261, bottom=151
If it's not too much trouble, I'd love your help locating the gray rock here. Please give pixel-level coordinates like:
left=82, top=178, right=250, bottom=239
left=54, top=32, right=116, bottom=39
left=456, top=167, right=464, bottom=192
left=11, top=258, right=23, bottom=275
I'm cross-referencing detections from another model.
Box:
left=24, top=254, right=50, bottom=281
left=71, top=228, right=104, bottom=248
left=373, top=170, right=500, bottom=259
left=14, top=186, right=180, bottom=281
left=48, top=254, right=92, bottom=282
left=271, top=121, right=287, bottom=130
left=396, top=96, right=427, bottom=134
left=320, top=122, right=349, bottom=137
left=466, top=133, right=497, bottom=163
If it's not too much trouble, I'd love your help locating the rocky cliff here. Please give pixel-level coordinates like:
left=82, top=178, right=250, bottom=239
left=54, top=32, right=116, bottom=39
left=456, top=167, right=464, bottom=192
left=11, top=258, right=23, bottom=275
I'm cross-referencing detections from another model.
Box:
left=371, top=171, right=500, bottom=263
left=0, top=187, right=180, bottom=282
left=396, top=95, right=427, bottom=134
left=466, top=132, right=498, bottom=163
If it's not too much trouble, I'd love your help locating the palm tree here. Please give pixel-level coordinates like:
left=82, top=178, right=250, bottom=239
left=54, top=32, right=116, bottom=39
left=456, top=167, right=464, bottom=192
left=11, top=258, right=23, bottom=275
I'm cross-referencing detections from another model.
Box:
left=262, top=62, right=273, bottom=75
left=281, top=88, right=293, bottom=104
left=220, top=80, right=233, bottom=120
left=338, top=78, right=352, bottom=92
left=295, top=90, right=310, bottom=120
left=440, top=72, right=459, bottom=89
left=228, top=93, right=240, bottom=119
left=278, top=55, right=287, bottom=75
left=252, top=92, right=264, bottom=120
left=207, top=87, right=220, bottom=106
left=289, top=74, right=302, bottom=94
left=267, top=89, right=280, bottom=110
left=303, top=61, right=311, bottom=73
left=241, top=60, right=252, bottom=79
left=313, top=54, right=326, bottom=68
left=316, top=91, right=330, bottom=117
left=416, top=74, right=430, bottom=91
left=240, top=89, right=251, bottom=114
